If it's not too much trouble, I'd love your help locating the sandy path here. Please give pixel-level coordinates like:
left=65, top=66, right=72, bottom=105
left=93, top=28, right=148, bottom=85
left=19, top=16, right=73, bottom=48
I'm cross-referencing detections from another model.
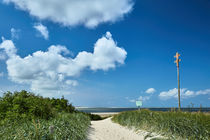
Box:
left=87, top=118, right=145, bottom=140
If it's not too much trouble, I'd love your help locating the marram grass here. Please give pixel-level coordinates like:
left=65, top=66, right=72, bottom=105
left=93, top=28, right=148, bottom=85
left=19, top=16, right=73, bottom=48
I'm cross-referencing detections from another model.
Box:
left=0, top=113, right=90, bottom=140
left=112, top=109, right=210, bottom=140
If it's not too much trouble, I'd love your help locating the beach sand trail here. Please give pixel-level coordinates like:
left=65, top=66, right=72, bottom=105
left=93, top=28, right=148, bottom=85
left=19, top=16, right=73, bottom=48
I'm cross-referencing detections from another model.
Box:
left=87, top=118, right=145, bottom=140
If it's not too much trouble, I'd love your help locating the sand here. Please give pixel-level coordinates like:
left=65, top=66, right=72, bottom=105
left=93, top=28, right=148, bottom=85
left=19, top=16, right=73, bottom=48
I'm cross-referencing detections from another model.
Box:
left=87, top=117, right=145, bottom=140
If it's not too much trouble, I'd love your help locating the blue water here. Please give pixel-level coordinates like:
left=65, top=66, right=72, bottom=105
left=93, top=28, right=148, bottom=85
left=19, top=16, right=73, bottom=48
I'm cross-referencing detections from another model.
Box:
left=76, top=107, right=210, bottom=113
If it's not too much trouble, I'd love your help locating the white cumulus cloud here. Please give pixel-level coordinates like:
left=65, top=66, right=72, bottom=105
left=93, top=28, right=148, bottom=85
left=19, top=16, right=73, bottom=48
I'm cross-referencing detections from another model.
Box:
left=0, top=37, right=17, bottom=57
left=159, top=88, right=210, bottom=100
left=0, top=32, right=127, bottom=96
left=145, top=88, right=156, bottom=94
left=33, top=23, right=49, bottom=40
left=3, top=0, right=134, bottom=28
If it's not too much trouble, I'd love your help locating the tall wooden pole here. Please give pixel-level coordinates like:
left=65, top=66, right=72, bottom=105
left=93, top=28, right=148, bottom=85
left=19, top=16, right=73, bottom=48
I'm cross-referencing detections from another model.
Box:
left=177, top=62, right=181, bottom=110
left=174, top=52, right=181, bottom=111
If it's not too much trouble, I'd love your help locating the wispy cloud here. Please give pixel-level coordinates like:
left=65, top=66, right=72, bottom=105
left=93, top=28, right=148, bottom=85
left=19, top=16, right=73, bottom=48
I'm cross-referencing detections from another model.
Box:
left=129, top=99, right=136, bottom=103
left=33, top=23, right=49, bottom=40
left=138, top=96, right=150, bottom=101
left=11, top=28, right=20, bottom=40
left=159, top=88, right=210, bottom=100
left=127, top=88, right=155, bottom=103
left=127, top=95, right=151, bottom=103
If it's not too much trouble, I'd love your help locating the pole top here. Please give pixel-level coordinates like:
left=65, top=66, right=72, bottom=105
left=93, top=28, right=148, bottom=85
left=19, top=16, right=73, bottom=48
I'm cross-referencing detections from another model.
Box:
left=174, top=52, right=180, bottom=59
left=174, top=52, right=181, bottom=67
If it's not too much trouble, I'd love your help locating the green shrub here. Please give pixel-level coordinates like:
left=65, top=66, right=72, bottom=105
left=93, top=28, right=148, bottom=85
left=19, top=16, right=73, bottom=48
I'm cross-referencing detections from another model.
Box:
left=112, top=110, right=210, bottom=140
left=73, top=110, right=103, bottom=121
left=0, top=90, right=75, bottom=120
left=85, top=113, right=103, bottom=121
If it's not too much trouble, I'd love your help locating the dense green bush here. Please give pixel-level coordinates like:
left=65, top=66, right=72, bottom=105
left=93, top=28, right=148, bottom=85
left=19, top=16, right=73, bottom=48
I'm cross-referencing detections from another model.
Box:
left=0, top=90, right=91, bottom=140
left=112, top=110, right=210, bottom=140
left=0, top=113, right=90, bottom=140
left=0, top=90, right=75, bottom=120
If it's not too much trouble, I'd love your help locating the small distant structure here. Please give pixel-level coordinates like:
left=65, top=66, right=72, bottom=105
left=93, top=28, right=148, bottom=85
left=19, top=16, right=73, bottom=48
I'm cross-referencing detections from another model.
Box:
left=136, top=100, right=142, bottom=110
left=174, top=52, right=181, bottom=110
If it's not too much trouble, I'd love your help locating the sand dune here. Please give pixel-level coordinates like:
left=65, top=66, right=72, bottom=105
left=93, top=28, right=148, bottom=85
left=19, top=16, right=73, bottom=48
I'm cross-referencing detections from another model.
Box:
left=87, top=118, right=145, bottom=140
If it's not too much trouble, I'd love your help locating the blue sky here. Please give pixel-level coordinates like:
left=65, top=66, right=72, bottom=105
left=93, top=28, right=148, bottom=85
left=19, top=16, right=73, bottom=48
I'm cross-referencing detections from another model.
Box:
left=0, top=0, right=209, bottom=107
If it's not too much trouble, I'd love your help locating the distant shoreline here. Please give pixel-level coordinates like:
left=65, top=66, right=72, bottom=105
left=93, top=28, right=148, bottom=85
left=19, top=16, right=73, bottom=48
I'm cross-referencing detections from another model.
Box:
left=76, top=107, right=210, bottom=113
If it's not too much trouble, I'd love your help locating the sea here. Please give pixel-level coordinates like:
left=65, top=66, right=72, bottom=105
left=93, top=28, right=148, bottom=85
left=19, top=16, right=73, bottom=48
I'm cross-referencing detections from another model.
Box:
left=76, top=107, right=210, bottom=113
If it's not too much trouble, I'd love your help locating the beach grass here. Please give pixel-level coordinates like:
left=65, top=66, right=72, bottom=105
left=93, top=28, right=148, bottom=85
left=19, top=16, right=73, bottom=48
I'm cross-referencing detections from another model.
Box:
left=0, top=113, right=90, bottom=140
left=112, top=109, right=210, bottom=140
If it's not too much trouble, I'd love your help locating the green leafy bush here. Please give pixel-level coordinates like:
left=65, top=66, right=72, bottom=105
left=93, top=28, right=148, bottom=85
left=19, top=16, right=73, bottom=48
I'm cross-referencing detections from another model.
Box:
left=112, top=109, right=210, bottom=140
left=0, top=90, right=75, bottom=120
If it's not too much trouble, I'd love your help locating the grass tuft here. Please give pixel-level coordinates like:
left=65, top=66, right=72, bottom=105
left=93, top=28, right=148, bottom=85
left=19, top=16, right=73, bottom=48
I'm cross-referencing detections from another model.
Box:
left=112, top=109, right=210, bottom=140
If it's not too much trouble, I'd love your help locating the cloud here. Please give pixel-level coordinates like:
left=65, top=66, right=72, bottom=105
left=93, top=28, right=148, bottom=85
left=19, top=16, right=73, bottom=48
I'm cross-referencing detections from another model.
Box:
left=127, top=95, right=150, bottom=103
left=0, top=32, right=127, bottom=96
left=159, top=88, right=210, bottom=100
left=33, top=23, right=49, bottom=40
left=0, top=37, right=17, bottom=58
left=196, top=89, right=210, bottom=95
left=129, top=99, right=136, bottom=103
left=145, top=88, right=156, bottom=94
left=65, top=80, right=78, bottom=86
left=11, top=28, right=20, bottom=40
left=0, top=29, right=20, bottom=60
left=138, top=96, right=150, bottom=101
left=3, top=0, right=134, bottom=28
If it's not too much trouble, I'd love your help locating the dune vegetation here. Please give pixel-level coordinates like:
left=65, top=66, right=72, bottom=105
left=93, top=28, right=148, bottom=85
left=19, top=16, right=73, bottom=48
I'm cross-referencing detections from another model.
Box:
left=0, top=90, right=92, bottom=140
left=0, top=113, right=90, bottom=140
left=112, top=109, right=210, bottom=140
